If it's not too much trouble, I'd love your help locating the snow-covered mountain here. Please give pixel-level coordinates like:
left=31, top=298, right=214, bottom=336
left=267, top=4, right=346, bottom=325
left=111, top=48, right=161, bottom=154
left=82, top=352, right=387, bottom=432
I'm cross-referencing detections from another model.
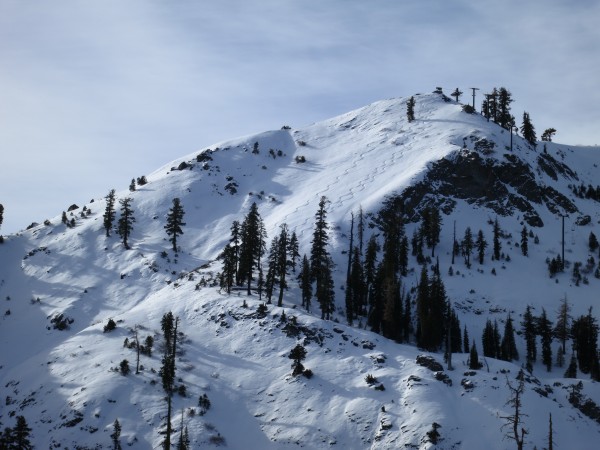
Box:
left=2, top=91, right=600, bottom=449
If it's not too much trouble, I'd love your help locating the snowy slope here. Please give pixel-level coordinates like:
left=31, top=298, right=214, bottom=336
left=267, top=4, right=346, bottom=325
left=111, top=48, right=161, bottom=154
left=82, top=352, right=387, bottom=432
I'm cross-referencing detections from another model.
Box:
left=2, top=91, right=600, bottom=448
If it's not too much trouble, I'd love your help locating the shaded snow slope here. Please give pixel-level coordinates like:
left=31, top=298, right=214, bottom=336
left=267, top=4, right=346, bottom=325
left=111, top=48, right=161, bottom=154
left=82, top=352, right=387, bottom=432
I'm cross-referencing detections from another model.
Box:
left=2, top=92, right=600, bottom=448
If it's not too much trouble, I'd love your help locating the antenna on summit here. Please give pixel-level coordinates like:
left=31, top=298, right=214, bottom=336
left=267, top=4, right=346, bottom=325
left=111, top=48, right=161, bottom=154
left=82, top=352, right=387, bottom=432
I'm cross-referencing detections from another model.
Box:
left=469, top=88, right=479, bottom=111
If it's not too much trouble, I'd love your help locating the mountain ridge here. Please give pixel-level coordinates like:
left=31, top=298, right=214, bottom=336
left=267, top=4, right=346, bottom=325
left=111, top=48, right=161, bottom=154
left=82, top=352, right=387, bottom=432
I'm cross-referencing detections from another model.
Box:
left=2, top=91, right=600, bottom=448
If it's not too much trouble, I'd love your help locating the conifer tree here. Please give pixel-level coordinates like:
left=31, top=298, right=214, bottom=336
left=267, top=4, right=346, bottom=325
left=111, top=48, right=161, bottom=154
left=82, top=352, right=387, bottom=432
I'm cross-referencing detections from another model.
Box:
left=165, top=198, right=186, bottom=252
left=539, top=308, right=553, bottom=372
left=265, top=236, right=279, bottom=304
left=493, top=218, right=501, bottom=260
left=289, top=344, right=307, bottom=376
left=589, top=231, right=599, bottom=253
left=501, top=314, right=519, bottom=361
left=475, top=229, right=487, bottom=264
left=62, top=210, right=68, bottom=225
left=364, top=235, right=379, bottom=312
left=463, top=326, right=470, bottom=353
left=129, top=178, right=136, bottom=192
left=238, top=203, right=266, bottom=295
left=521, top=305, right=537, bottom=366
left=541, top=128, right=557, bottom=142
left=554, top=295, right=571, bottom=356
left=345, top=213, right=355, bottom=325
left=310, top=196, right=334, bottom=320
left=368, top=263, right=385, bottom=333
left=421, top=206, right=442, bottom=257
left=0, top=203, right=3, bottom=230
left=349, top=246, right=366, bottom=318
left=159, top=313, right=178, bottom=449
left=288, top=231, right=300, bottom=273
left=357, top=205, right=365, bottom=256
left=469, top=340, right=481, bottom=370
left=482, top=319, right=497, bottom=358
left=117, top=197, right=135, bottom=249
left=103, top=189, right=117, bottom=237
left=229, top=221, right=241, bottom=284
left=220, top=245, right=236, bottom=294
left=521, top=111, right=537, bottom=148
left=111, top=418, right=123, bottom=450
left=298, top=254, right=312, bottom=311
left=406, top=96, right=416, bottom=122
left=461, top=227, right=474, bottom=268
left=276, top=224, right=291, bottom=307
left=520, top=225, right=528, bottom=256
left=496, top=87, right=514, bottom=130
left=571, top=308, right=599, bottom=374
left=564, top=352, right=577, bottom=378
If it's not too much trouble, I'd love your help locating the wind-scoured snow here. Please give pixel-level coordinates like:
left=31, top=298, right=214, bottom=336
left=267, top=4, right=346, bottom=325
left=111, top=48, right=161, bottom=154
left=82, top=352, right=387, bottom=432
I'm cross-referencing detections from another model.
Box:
left=1, top=92, right=600, bottom=448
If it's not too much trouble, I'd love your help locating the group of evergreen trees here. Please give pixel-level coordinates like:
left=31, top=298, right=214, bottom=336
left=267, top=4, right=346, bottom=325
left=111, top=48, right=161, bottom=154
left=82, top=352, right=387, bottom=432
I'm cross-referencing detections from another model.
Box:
left=0, top=415, right=33, bottom=448
left=219, top=197, right=334, bottom=320
left=518, top=297, right=600, bottom=380
left=102, top=189, right=186, bottom=251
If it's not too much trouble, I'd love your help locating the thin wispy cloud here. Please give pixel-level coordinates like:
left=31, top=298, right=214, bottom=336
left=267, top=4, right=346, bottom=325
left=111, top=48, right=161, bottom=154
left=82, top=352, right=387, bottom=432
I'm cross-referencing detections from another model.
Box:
left=0, top=0, right=598, bottom=233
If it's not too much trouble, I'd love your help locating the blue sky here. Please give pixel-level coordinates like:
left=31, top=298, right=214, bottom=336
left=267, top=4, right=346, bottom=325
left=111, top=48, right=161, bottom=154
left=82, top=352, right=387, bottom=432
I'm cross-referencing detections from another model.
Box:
left=1, top=0, right=599, bottom=233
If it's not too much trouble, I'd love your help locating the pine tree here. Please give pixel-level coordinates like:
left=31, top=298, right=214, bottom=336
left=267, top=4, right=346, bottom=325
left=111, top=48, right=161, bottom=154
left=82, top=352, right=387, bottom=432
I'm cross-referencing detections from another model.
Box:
left=310, top=196, right=334, bottom=320
left=264, top=236, right=279, bottom=304
left=564, top=352, right=577, bottom=378
left=501, top=314, right=519, bottom=361
left=228, top=221, right=241, bottom=285
left=103, top=189, right=116, bottom=237
left=276, top=224, right=291, bottom=307
left=164, top=198, right=186, bottom=252
left=62, top=210, right=68, bottom=225
left=496, top=87, right=514, bottom=130
left=461, top=227, right=474, bottom=268
left=571, top=308, right=599, bottom=374
left=541, top=128, right=557, bottom=142
left=521, top=305, right=537, bottom=365
left=554, top=294, right=571, bottom=355
left=469, top=340, right=481, bottom=370
left=463, top=326, right=470, bottom=353
left=421, top=206, right=442, bottom=257
left=219, top=245, right=236, bottom=294
left=521, top=111, right=537, bottom=148
left=238, top=203, right=266, bottom=295
left=0, top=203, right=3, bottom=230
left=349, top=246, right=366, bottom=318
left=159, top=313, right=178, bottom=449
left=493, top=218, right=501, bottom=260
left=288, top=231, right=300, bottom=273
left=7, top=415, right=33, bottom=449
left=539, top=308, right=553, bottom=372
left=289, top=344, right=307, bottom=376
left=482, top=319, right=497, bottom=358
left=129, top=178, right=136, bottom=192
left=345, top=213, right=355, bottom=325
left=298, top=254, right=312, bottom=311
left=111, top=418, right=123, bottom=450
left=589, top=231, right=599, bottom=253
left=117, top=197, right=135, bottom=249
left=357, top=205, right=365, bottom=256
left=520, top=225, right=528, bottom=256
left=406, top=96, right=416, bottom=122
left=364, top=235, right=379, bottom=314
left=475, top=230, right=487, bottom=264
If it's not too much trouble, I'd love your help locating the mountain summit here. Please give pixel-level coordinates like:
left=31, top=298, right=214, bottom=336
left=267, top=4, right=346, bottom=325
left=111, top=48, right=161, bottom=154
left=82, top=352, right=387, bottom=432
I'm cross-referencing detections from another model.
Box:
left=1, top=91, right=600, bottom=448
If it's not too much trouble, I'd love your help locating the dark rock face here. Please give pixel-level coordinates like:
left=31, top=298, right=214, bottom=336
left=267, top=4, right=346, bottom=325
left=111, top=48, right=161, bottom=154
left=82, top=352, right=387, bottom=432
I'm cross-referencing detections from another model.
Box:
left=395, top=150, right=577, bottom=227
